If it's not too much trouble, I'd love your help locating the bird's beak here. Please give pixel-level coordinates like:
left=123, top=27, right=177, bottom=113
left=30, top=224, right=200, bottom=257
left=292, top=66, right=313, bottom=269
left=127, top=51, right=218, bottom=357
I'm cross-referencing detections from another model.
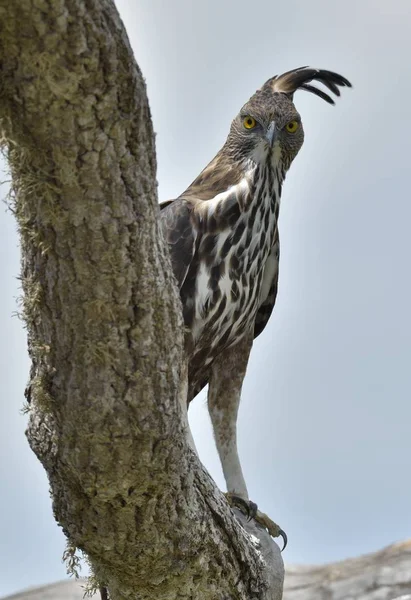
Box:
left=265, top=121, right=277, bottom=148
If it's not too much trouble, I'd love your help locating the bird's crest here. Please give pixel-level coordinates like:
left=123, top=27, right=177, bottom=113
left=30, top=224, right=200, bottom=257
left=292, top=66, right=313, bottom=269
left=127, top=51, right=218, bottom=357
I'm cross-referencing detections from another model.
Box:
left=264, top=66, right=352, bottom=105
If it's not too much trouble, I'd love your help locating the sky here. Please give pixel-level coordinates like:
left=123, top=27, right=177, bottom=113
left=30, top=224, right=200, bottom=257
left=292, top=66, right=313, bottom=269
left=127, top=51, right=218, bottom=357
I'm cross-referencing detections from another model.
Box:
left=1, top=0, right=411, bottom=596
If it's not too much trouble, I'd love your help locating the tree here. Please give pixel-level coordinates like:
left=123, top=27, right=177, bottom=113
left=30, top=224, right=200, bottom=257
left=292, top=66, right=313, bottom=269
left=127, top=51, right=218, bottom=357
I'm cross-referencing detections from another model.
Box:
left=0, top=1, right=284, bottom=598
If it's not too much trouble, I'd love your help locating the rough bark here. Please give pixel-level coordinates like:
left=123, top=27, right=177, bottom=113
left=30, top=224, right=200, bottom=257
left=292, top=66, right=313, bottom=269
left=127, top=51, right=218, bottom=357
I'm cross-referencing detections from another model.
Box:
left=3, top=539, right=411, bottom=600
left=0, top=1, right=284, bottom=599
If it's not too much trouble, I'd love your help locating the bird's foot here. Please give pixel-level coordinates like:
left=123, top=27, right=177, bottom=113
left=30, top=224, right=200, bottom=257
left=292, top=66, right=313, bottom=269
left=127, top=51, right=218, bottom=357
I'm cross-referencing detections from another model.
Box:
left=225, top=492, right=258, bottom=520
left=225, top=492, right=287, bottom=551
left=254, top=509, right=287, bottom=550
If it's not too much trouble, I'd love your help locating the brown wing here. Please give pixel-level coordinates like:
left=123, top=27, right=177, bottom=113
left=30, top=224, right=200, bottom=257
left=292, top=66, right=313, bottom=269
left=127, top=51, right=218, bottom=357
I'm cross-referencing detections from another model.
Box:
left=160, top=199, right=197, bottom=290
left=254, top=230, right=280, bottom=339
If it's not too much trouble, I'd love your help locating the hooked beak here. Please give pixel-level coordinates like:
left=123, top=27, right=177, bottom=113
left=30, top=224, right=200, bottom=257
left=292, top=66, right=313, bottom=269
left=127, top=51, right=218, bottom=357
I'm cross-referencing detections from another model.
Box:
left=265, top=121, right=277, bottom=148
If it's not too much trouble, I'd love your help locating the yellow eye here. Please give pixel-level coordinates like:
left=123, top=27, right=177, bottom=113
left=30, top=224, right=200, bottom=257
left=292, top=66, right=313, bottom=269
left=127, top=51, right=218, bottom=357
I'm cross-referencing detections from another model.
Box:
left=285, top=120, right=299, bottom=133
left=243, top=116, right=257, bottom=129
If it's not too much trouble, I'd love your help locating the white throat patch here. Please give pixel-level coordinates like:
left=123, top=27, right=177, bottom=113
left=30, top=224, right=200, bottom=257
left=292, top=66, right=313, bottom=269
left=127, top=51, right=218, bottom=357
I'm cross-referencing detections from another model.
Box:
left=249, top=139, right=282, bottom=169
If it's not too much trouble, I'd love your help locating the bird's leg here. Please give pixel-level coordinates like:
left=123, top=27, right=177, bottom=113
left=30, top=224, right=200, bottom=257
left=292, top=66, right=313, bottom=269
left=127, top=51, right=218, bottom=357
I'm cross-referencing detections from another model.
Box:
left=208, top=333, right=253, bottom=507
left=208, top=332, right=287, bottom=549
left=178, top=357, right=198, bottom=456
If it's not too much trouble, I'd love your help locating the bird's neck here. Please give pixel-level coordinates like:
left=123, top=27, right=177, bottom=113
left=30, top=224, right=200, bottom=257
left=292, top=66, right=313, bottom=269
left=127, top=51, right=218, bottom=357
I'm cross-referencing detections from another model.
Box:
left=240, top=158, right=284, bottom=214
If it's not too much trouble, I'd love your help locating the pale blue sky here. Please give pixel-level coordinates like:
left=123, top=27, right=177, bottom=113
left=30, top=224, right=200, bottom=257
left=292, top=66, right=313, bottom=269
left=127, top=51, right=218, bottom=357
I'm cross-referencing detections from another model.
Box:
left=1, top=0, right=411, bottom=596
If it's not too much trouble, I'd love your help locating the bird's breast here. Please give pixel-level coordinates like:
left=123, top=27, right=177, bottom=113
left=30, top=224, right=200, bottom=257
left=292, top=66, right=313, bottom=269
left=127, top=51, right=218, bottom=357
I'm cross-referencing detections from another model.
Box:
left=189, top=166, right=281, bottom=375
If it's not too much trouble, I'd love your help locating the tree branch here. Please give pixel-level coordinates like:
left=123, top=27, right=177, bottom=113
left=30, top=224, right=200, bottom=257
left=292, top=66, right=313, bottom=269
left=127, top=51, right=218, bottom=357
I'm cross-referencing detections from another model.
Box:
left=0, top=1, right=284, bottom=598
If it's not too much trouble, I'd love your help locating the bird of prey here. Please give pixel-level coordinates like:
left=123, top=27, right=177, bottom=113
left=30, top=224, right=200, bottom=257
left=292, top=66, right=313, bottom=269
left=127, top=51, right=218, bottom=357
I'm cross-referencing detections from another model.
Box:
left=160, top=66, right=351, bottom=547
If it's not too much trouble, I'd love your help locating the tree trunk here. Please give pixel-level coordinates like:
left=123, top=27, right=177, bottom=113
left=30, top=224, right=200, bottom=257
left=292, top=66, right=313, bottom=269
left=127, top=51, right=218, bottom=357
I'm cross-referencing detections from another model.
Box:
left=0, top=1, right=284, bottom=598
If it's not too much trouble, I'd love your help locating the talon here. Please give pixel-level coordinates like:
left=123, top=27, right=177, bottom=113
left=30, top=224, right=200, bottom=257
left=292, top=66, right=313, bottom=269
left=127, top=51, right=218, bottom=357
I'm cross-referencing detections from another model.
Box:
left=254, top=509, right=288, bottom=550
left=278, top=528, right=288, bottom=552
left=247, top=500, right=258, bottom=521
left=225, top=493, right=257, bottom=520
left=225, top=493, right=287, bottom=550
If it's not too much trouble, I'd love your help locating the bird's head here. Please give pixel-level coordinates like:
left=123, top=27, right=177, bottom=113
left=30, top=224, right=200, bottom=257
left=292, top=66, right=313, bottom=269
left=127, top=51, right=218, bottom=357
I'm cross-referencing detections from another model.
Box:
left=224, top=67, right=351, bottom=172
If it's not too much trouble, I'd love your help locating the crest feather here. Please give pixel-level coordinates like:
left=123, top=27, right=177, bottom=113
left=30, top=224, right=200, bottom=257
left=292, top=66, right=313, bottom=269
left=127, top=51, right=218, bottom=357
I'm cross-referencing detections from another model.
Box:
left=267, top=66, right=352, bottom=105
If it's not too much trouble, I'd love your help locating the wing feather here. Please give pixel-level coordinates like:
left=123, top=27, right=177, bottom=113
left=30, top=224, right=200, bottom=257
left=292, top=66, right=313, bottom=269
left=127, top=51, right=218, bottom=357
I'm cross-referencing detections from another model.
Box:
left=160, top=199, right=197, bottom=290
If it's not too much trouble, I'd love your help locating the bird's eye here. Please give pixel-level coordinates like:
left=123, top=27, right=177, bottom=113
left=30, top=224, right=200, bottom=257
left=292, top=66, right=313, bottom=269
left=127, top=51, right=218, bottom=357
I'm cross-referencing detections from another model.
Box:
left=285, top=120, right=299, bottom=133
left=243, top=116, right=257, bottom=130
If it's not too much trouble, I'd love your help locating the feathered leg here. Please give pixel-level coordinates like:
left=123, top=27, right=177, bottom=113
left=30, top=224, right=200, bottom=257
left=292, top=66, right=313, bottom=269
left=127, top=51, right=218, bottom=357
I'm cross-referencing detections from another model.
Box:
left=179, top=358, right=198, bottom=455
left=208, top=331, right=287, bottom=549
left=208, top=332, right=253, bottom=501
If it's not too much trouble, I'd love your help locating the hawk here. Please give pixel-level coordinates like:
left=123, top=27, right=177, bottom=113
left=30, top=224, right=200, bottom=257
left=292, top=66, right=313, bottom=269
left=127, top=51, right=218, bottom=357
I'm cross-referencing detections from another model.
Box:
left=160, top=67, right=351, bottom=547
